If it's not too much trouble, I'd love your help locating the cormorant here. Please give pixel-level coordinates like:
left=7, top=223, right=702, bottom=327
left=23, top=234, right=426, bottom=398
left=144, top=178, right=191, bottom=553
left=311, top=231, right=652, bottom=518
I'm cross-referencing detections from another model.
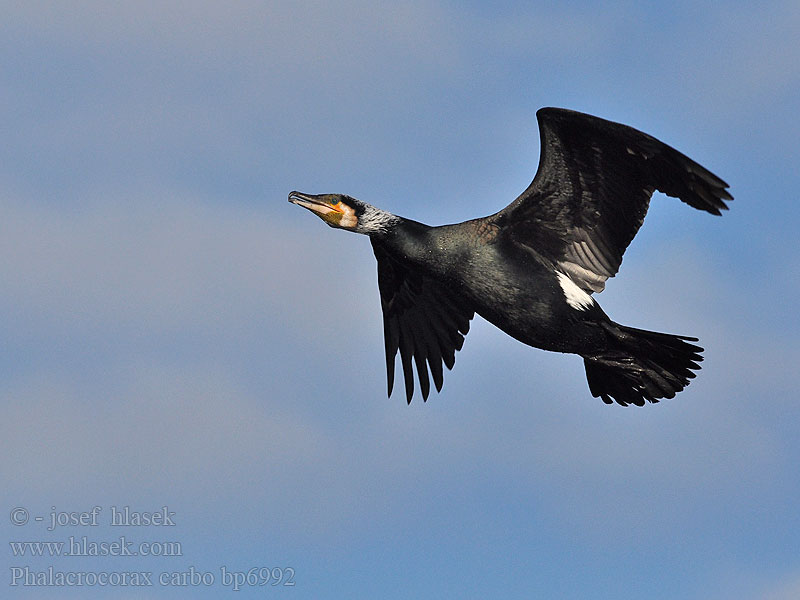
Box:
left=289, top=108, right=732, bottom=406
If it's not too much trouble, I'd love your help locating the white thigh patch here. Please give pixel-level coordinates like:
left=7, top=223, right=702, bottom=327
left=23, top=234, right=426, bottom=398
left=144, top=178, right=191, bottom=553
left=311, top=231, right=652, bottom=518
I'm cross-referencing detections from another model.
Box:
left=556, top=271, right=595, bottom=311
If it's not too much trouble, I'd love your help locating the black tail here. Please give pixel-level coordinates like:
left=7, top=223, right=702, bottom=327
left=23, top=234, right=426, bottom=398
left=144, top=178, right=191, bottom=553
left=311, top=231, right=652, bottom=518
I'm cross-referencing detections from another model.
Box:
left=583, top=323, right=704, bottom=406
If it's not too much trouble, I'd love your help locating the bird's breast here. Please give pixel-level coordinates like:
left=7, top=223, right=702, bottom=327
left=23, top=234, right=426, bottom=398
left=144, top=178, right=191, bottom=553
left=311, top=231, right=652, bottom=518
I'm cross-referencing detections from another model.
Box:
left=442, top=241, right=590, bottom=351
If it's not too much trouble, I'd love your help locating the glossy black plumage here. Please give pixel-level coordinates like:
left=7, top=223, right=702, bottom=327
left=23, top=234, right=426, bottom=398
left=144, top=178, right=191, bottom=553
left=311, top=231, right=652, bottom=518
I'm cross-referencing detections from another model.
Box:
left=372, top=242, right=474, bottom=402
left=496, top=109, right=731, bottom=295
left=289, top=108, right=732, bottom=406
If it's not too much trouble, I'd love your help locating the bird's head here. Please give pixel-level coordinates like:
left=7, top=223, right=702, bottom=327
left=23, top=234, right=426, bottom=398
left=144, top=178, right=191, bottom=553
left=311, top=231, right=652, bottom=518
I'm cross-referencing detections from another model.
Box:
left=288, top=191, right=399, bottom=235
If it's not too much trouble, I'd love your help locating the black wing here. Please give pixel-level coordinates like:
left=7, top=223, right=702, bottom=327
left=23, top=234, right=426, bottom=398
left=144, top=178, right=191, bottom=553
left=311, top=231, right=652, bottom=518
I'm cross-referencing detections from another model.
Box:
left=494, top=108, right=733, bottom=293
left=372, top=240, right=474, bottom=403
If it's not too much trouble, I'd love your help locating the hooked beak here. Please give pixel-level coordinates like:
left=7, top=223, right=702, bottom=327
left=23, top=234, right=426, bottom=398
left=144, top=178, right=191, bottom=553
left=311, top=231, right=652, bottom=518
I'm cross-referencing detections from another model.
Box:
left=288, top=191, right=344, bottom=215
left=289, top=190, right=354, bottom=229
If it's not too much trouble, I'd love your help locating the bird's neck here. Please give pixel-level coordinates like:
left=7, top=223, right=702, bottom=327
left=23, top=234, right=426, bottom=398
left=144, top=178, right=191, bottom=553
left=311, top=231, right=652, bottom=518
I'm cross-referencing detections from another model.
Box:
left=371, top=215, right=438, bottom=263
left=357, top=204, right=402, bottom=235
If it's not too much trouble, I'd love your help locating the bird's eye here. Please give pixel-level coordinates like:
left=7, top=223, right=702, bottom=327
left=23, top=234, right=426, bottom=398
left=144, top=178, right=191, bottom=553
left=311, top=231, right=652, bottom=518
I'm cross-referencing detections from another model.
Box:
left=331, top=198, right=340, bottom=205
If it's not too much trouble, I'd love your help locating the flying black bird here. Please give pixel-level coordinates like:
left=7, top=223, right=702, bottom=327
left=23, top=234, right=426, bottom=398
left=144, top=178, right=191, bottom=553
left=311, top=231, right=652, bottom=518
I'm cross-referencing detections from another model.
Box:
left=289, top=108, right=731, bottom=406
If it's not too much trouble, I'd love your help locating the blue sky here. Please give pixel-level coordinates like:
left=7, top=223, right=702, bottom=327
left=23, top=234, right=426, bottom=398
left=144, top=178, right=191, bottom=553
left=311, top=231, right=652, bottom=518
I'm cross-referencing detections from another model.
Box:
left=2, top=1, right=799, bottom=598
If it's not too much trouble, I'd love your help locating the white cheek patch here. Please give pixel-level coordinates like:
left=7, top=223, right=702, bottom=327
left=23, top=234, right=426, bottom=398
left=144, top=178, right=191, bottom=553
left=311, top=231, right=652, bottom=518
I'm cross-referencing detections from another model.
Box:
left=339, top=205, right=358, bottom=229
left=556, top=271, right=595, bottom=311
left=295, top=200, right=357, bottom=228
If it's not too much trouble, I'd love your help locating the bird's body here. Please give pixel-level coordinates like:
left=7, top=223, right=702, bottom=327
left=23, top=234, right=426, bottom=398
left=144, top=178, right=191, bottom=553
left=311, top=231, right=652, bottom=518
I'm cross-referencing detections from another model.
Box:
left=290, top=108, right=732, bottom=406
left=375, top=217, right=598, bottom=353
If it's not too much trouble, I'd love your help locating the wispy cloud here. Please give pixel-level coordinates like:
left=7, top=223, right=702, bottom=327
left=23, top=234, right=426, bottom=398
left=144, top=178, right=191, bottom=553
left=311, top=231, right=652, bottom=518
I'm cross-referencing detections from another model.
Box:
left=0, top=192, right=375, bottom=339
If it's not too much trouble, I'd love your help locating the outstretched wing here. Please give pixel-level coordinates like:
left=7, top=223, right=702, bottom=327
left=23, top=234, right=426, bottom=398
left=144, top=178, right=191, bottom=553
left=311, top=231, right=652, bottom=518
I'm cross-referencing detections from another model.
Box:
left=372, top=240, right=474, bottom=403
left=494, top=108, right=732, bottom=293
